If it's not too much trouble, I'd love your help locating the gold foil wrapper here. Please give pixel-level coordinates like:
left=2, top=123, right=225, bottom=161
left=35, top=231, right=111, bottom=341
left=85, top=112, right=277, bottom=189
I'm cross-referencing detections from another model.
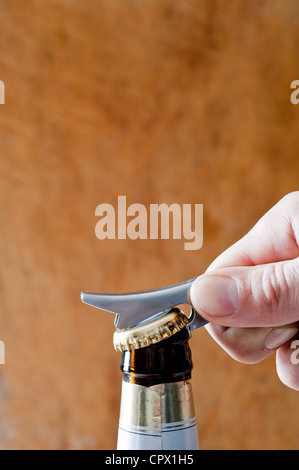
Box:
left=117, top=380, right=199, bottom=450
left=118, top=380, right=196, bottom=430
left=113, top=309, right=189, bottom=352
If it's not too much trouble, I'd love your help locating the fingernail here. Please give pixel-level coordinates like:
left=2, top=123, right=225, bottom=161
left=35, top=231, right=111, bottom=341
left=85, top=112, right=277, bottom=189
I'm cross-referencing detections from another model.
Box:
left=190, top=276, right=239, bottom=318
left=264, top=327, right=299, bottom=350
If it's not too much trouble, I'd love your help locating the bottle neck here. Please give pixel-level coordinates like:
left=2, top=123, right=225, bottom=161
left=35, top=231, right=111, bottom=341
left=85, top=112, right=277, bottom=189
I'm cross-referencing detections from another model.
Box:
left=120, top=327, right=193, bottom=387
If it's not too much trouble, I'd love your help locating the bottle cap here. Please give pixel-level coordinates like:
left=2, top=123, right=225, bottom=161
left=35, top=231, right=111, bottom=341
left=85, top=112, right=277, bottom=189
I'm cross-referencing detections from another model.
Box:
left=113, top=308, right=189, bottom=351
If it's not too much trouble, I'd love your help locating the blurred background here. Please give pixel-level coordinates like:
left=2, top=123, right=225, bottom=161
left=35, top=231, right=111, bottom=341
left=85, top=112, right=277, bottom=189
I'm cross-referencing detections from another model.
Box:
left=0, top=0, right=298, bottom=450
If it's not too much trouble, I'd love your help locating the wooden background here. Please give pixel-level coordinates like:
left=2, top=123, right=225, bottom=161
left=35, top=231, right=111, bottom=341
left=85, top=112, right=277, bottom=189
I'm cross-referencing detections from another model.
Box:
left=0, top=0, right=298, bottom=449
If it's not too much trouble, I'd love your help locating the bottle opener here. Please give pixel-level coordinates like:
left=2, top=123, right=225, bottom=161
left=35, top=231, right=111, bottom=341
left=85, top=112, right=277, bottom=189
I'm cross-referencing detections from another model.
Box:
left=81, top=278, right=208, bottom=331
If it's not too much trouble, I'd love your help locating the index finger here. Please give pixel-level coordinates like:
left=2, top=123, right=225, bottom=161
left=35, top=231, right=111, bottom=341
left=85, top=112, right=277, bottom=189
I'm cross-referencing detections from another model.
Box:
left=207, top=192, right=299, bottom=271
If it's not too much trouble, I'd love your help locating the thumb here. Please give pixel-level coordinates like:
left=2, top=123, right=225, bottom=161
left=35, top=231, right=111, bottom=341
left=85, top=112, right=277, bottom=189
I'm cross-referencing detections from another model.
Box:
left=190, top=259, right=299, bottom=328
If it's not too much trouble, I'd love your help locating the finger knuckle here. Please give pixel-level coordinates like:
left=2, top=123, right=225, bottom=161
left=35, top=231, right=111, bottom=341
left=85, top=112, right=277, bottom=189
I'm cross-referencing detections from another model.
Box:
left=279, top=191, right=299, bottom=207
left=259, top=264, right=289, bottom=315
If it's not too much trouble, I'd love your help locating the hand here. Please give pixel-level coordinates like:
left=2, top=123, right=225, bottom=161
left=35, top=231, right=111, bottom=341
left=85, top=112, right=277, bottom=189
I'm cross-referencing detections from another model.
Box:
left=190, top=192, right=299, bottom=391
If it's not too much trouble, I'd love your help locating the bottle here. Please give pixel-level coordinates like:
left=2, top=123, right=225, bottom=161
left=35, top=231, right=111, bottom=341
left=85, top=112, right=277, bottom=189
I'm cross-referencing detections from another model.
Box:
left=113, top=308, right=199, bottom=450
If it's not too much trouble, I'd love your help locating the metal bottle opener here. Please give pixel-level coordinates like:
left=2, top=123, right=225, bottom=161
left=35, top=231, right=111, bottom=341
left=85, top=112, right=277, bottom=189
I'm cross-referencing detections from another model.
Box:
left=81, top=278, right=208, bottom=331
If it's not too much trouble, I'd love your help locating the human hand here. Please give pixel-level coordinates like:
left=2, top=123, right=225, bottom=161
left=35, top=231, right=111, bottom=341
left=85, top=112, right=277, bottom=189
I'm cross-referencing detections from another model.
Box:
left=190, top=192, right=299, bottom=390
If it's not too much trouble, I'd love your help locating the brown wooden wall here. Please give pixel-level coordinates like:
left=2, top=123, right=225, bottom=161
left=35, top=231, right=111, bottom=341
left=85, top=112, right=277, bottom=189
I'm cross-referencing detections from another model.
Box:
left=0, top=0, right=298, bottom=449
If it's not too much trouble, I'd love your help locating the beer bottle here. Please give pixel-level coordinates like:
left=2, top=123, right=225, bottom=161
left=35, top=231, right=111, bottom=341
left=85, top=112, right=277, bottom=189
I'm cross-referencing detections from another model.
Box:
left=113, top=308, right=199, bottom=450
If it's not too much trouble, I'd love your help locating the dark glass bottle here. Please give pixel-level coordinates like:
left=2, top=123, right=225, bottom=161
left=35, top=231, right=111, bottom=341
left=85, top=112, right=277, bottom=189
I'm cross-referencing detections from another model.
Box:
left=114, top=310, right=199, bottom=450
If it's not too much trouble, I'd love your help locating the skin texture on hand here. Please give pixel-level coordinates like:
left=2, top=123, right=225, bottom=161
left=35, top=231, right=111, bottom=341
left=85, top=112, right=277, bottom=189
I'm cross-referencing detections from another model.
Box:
left=190, top=192, right=299, bottom=391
